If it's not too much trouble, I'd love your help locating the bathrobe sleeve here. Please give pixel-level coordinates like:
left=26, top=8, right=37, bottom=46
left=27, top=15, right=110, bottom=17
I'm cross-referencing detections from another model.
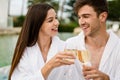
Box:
left=11, top=47, right=44, bottom=80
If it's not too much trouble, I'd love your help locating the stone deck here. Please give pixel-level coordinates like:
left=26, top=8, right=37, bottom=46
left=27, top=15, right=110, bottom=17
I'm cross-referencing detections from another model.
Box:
left=0, top=27, right=21, bottom=35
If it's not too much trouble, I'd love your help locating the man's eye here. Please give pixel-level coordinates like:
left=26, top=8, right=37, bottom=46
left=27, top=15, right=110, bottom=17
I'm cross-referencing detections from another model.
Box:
left=78, top=16, right=81, bottom=19
left=84, top=15, right=89, bottom=18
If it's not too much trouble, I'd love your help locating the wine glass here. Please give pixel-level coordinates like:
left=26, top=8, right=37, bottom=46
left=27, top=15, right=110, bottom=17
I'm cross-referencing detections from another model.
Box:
left=76, top=50, right=91, bottom=66
left=70, top=49, right=92, bottom=80
left=63, top=45, right=78, bottom=79
left=64, top=44, right=91, bottom=80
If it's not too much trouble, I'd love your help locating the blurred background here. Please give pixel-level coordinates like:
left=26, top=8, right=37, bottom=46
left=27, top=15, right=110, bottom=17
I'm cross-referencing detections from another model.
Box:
left=0, top=0, right=120, bottom=80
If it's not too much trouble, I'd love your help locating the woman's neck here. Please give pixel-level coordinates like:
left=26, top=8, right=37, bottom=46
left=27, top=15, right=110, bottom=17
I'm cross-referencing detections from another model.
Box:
left=37, top=34, right=52, bottom=62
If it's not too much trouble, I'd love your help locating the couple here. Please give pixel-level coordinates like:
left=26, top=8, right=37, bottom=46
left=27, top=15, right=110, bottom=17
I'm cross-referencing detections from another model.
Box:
left=9, top=0, right=120, bottom=80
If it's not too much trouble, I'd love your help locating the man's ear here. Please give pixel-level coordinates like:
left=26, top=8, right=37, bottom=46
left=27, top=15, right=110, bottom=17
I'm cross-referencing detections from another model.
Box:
left=99, top=12, right=108, bottom=22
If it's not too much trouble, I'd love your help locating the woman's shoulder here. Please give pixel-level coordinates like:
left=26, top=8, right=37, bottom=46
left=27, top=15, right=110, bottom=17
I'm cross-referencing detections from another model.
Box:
left=23, top=43, right=39, bottom=56
left=26, top=43, right=38, bottom=51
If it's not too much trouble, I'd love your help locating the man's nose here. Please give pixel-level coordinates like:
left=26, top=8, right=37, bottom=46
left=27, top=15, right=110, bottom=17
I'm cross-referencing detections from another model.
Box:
left=79, top=18, right=86, bottom=25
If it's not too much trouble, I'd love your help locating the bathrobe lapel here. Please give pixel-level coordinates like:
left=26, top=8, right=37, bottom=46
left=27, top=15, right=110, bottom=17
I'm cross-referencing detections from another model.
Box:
left=99, top=31, right=119, bottom=71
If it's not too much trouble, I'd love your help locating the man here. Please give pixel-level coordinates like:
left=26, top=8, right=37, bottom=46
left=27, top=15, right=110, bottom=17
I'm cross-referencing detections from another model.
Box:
left=66, top=0, right=120, bottom=80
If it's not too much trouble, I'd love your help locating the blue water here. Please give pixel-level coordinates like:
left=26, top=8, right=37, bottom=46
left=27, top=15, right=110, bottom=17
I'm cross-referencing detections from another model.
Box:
left=0, top=35, right=18, bottom=67
left=0, top=74, right=8, bottom=80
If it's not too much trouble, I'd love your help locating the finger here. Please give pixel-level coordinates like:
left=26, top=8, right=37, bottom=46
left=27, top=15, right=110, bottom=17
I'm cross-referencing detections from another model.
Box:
left=60, top=57, right=75, bottom=65
left=83, top=65, right=95, bottom=71
left=53, top=52, right=76, bottom=67
left=83, top=68, right=100, bottom=79
left=53, top=56, right=74, bottom=66
left=83, top=69, right=97, bottom=75
left=85, top=74, right=99, bottom=79
left=56, top=53, right=76, bottom=60
left=63, top=52, right=76, bottom=58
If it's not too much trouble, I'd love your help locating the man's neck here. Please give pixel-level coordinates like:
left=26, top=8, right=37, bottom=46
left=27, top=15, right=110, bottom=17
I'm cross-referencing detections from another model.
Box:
left=85, top=32, right=109, bottom=48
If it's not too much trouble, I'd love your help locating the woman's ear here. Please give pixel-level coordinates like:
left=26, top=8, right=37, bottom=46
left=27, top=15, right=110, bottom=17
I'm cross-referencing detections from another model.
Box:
left=99, top=12, right=108, bottom=22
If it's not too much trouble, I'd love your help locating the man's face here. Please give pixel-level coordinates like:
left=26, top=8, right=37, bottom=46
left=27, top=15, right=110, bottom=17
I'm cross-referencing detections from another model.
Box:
left=78, top=5, right=102, bottom=37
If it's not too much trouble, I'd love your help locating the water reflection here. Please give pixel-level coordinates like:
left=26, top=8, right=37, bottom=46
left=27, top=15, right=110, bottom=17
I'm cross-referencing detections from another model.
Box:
left=0, top=35, right=18, bottom=67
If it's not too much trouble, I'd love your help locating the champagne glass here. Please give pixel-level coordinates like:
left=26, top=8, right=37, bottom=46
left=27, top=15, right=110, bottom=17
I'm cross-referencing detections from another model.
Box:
left=76, top=50, right=91, bottom=66
left=64, top=49, right=90, bottom=80
left=63, top=45, right=78, bottom=79
left=75, top=49, right=92, bottom=80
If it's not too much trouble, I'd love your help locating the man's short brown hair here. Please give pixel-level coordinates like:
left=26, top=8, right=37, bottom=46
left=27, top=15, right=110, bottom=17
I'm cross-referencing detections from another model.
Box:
left=74, top=0, right=108, bottom=16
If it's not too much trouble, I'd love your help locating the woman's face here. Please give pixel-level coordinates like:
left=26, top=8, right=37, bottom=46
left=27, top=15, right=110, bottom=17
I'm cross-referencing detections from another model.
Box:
left=39, top=9, right=59, bottom=37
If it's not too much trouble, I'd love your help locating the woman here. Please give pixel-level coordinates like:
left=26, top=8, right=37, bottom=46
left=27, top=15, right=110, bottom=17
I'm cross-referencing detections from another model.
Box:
left=8, top=3, right=75, bottom=80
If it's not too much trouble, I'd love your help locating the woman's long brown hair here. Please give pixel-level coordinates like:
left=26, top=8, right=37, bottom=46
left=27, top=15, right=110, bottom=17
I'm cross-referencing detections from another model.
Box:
left=8, top=3, right=54, bottom=80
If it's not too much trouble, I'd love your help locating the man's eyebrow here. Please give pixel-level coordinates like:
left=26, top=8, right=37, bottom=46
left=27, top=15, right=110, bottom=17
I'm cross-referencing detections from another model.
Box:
left=82, top=14, right=91, bottom=16
left=78, top=13, right=91, bottom=17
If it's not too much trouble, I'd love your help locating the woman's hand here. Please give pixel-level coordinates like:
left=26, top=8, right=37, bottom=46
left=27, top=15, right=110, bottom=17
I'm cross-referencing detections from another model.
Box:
left=42, top=51, right=76, bottom=79
left=82, top=65, right=110, bottom=80
left=48, top=51, right=76, bottom=68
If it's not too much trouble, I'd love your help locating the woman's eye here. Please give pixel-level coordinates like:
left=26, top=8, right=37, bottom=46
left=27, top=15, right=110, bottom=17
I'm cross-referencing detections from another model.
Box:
left=55, top=16, right=58, bottom=19
left=48, top=19, right=53, bottom=22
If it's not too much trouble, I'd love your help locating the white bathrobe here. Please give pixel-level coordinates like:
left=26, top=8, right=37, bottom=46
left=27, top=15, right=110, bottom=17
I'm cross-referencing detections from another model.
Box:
left=66, top=30, right=120, bottom=80
left=11, top=36, right=66, bottom=80
left=11, top=30, right=120, bottom=80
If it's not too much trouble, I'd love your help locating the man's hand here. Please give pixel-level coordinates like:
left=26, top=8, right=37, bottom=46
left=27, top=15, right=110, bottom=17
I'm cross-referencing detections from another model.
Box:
left=82, top=65, right=110, bottom=80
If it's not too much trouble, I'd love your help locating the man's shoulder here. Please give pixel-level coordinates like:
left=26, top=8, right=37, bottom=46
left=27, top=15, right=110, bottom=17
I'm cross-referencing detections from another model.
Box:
left=53, top=36, right=65, bottom=44
left=108, top=30, right=120, bottom=41
left=66, top=32, right=83, bottom=42
left=66, top=35, right=79, bottom=42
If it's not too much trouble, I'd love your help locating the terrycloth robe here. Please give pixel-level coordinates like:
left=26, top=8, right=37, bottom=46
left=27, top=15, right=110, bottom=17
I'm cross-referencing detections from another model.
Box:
left=11, top=36, right=65, bottom=80
left=66, top=30, right=120, bottom=80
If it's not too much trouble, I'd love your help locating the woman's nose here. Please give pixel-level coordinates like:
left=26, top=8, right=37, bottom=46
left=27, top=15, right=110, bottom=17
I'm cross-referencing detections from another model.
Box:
left=54, top=19, right=59, bottom=26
